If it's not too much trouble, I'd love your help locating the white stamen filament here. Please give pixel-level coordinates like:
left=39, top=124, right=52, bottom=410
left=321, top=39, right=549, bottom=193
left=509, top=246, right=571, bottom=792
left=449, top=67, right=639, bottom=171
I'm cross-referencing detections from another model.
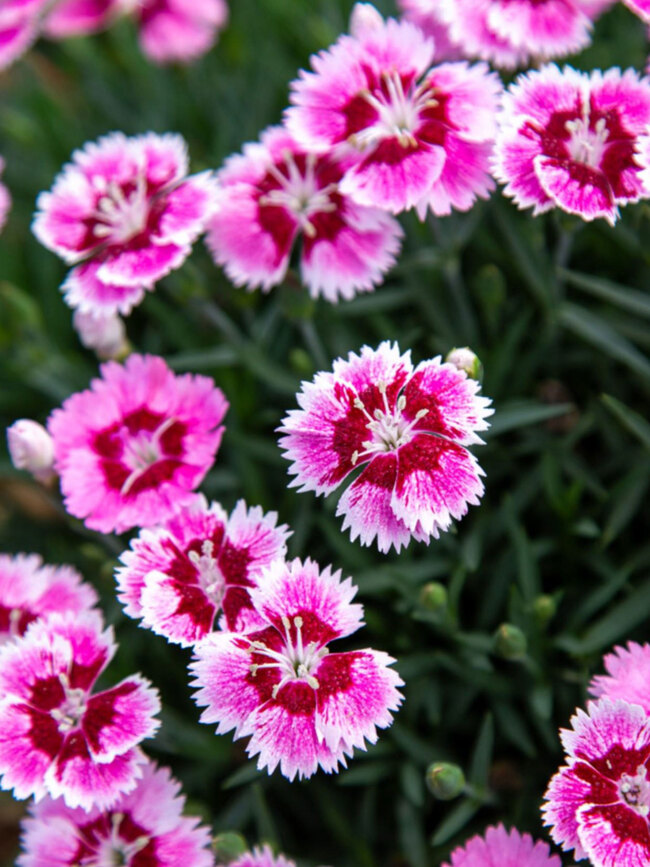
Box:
left=188, top=539, right=225, bottom=604
left=50, top=671, right=88, bottom=733
left=350, top=381, right=429, bottom=465
left=91, top=174, right=150, bottom=244
left=120, top=416, right=179, bottom=496
left=619, top=765, right=650, bottom=817
left=247, top=614, right=328, bottom=699
left=564, top=92, right=609, bottom=169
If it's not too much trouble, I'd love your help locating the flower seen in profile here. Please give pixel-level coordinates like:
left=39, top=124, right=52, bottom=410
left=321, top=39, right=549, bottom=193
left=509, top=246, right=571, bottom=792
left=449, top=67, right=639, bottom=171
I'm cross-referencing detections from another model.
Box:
left=543, top=697, right=650, bottom=866
left=206, top=125, right=403, bottom=302
left=116, top=495, right=291, bottom=645
left=442, top=824, right=561, bottom=867
left=0, top=612, right=160, bottom=809
left=493, top=64, right=650, bottom=224
left=7, top=419, right=55, bottom=484
left=278, top=341, right=492, bottom=553
left=33, top=132, right=218, bottom=316
left=190, top=557, right=403, bottom=781
left=47, top=353, right=228, bottom=534
left=17, top=759, right=215, bottom=867
left=286, top=5, right=501, bottom=216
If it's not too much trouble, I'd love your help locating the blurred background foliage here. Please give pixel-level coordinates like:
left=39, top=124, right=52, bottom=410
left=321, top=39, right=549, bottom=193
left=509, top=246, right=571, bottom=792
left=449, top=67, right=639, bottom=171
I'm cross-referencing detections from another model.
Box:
left=2, top=1, right=650, bottom=865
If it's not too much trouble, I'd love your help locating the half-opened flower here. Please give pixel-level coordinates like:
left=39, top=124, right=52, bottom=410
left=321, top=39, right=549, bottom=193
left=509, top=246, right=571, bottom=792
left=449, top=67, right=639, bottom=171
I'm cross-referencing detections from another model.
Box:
left=206, top=125, right=403, bottom=301
left=278, top=341, right=492, bottom=553
left=0, top=553, right=97, bottom=643
left=231, top=846, right=295, bottom=867
left=137, top=0, right=228, bottom=64
left=590, top=642, right=650, bottom=714
left=438, top=0, right=613, bottom=69
left=493, top=64, right=650, bottom=224
left=442, top=824, right=561, bottom=867
left=33, top=132, right=218, bottom=316
left=116, top=496, right=291, bottom=645
left=47, top=354, right=228, bottom=534
left=17, top=759, right=214, bottom=867
left=7, top=419, right=55, bottom=484
left=543, top=698, right=650, bottom=865
left=191, top=557, right=403, bottom=781
left=286, top=7, right=501, bottom=215
left=0, top=612, right=160, bottom=809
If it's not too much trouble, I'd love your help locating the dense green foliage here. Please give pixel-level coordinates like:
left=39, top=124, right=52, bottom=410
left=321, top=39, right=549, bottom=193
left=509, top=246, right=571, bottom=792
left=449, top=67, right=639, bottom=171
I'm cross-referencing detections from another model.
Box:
left=2, top=2, right=650, bottom=865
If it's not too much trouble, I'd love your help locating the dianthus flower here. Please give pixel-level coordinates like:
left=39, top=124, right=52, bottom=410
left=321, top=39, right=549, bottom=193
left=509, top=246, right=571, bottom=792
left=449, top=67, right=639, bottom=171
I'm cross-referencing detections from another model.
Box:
left=0, top=156, right=11, bottom=233
left=116, top=496, right=291, bottom=645
left=0, top=553, right=97, bottom=642
left=438, top=0, right=614, bottom=69
left=543, top=698, right=650, bottom=865
left=442, top=825, right=561, bottom=867
left=191, top=557, right=403, bottom=781
left=0, top=0, right=46, bottom=70
left=206, top=125, right=403, bottom=301
left=41, top=0, right=133, bottom=39
left=137, top=0, right=228, bottom=64
left=493, top=65, right=650, bottom=224
left=33, top=132, right=218, bottom=316
left=231, top=846, right=295, bottom=867
left=17, top=759, right=214, bottom=867
left=47, top=354, right=228, bottom=534
left=0, top=612, right=160, bottom=809
left=396, top=0, right=462, bottom=61
left=589, top=642, right=650, bottom=713
left=278, top=342, right=491, bottom=553
left=286, top=5, right=501, bottom=216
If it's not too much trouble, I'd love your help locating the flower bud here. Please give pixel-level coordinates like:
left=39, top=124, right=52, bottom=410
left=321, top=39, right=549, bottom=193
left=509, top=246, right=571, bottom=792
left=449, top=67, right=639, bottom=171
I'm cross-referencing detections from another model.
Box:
left=419, top=582, right=447, bottom=613
left=7, top=420, right=55, bottom=484
left=533, top=594, right=556, bottom=627
left=425, top=762, right=465, bottom=800
left=494, top=623, right=527, bottom=661
left=445, top=347, right=482, bottom=381
left=349, top=2, right=384, bottom=37
left=212, top=832, right=249, bottom=862
left=73, top=309, right=128, bottom=360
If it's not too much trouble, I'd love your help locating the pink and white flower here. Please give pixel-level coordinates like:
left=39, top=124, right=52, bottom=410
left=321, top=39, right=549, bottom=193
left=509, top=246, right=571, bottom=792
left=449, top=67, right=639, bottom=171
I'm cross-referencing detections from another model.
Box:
left=543, top=698, right=650, bottom=865
left=0, top=156, right=11, bottom=233
left=438, top=0, right=615, bottom=69
left=17, top=759, right=214, bottom=867
left=230, top=846, right=295, bottom=867
left=0, top=611, right=160, bottom=809
left=493, top=65, right=650, bottom=224
left=0, top=553, right=97, bottom=642
left=278, top=342, right=492, bottom=554
left=47, top=353, right=228, bottom=534
left=286, top=7, right=501, bottom=215
left=0, top=0, right=46, bottom=70
left=206, top=125, right=403, bottom=301
left=442, top=824, right=561, bottom=867
left=137, top=0, right=228, bottom=64
left=190, top=557, right=403, bottom=781
left=42, top=0, right=133, bottom=39
left=116, top=495, right=291, bottom=646
left=33, top=132, right=218, bottom=316
left=590, top=642, right=650, bottom=714
left=7, top=419, right=55, bottom=484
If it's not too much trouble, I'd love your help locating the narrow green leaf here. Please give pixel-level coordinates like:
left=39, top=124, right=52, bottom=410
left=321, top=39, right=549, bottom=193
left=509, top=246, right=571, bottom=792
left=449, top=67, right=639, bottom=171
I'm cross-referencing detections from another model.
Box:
left=560, top=268, right=650, bottom=320
left=468, top=714, right=494, bottom=788
left=602, top=467, right=650, bottom=547
left=430, top=798, right=481, bottom=846
left=487, top=401, right=574, bottom=437
left=601, top=394, right=650, bottom=451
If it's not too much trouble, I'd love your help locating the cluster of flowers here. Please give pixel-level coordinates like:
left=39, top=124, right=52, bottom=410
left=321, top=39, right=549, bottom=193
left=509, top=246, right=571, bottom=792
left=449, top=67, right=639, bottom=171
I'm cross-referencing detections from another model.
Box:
left=544, top=641, right=650, bottom=865
left=0, top=0, right=228, bottom=70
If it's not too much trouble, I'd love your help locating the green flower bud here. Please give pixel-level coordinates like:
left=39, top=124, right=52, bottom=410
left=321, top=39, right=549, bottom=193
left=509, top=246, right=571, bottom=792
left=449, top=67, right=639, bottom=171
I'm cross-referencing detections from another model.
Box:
left=494, top=624, right=527, bottom=661
left=445, top=347, right=483, bottom=381
left=425, top=762, right=466, bottom=800
left=533, top=594, right=556, bottom=626
left=213, top=832, right=248, bottom=863
left=419, top=582, right=448, bottom=613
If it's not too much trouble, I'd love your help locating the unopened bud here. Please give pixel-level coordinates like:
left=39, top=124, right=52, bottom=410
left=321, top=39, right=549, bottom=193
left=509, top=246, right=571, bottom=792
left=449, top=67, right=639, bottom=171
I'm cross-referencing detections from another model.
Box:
left=349, top=2, right=384, bottom=37
left=7, top=420, right=55, bottom=484
left=419, top=582, right=447, bottom=613
left=494, top=623, right=527, bottom=661
left=425, top=762, right=465, bottom=800
left=445, top=347, right=482, bottom=381
left=533, top=594, right=556, bottom=627
left=212, top=832, right=248, bottom=862
left=73, top=309, right=128, bottom=360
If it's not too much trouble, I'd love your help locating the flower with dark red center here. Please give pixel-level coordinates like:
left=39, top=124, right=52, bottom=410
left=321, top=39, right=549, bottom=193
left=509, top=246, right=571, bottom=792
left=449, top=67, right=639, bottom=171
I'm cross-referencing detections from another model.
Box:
left=286, top=6, right=501, bottom=216
left=190, top=557, right=403, bottom=781
left=17, top=759, right=214, bottom=867
left=206, top=125, right=403, bottom=302
left=278, top=341, right=492, bottom=553
left=442, top=824, right=561, bottom=867
left=0, top=612, right=160, bottom=809
left=47, top=354, right=228, bottom=534
left=493, top=64, right=650, bottom=224
left=116, top=496, right=291, bottom=645
left=33, top=132, right=218, bottom=316
left=0, top=553, right=97, bottom=643
left=543, top=698, right=650, bottom=866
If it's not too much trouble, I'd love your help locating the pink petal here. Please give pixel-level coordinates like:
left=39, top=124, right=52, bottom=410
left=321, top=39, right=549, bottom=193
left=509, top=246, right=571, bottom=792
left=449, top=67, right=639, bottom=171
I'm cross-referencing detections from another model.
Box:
left=62, top=261, right=148, bottom=317
left=45, top=742, right=146, bottom=810
left=96, top=240, right=191, bottom=288
left=82, top=675, right=160, bottom=760
left=578, top=802, right=650, bottom=867
left=156, top=172, right=218, bottom=243
left=561, top=699, right=650, bottom=761
left=542, top=764, right=592, bottom=858
left=534, top=154, right=618, bottom=224
left=140, top=570, right=216, bottom=646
